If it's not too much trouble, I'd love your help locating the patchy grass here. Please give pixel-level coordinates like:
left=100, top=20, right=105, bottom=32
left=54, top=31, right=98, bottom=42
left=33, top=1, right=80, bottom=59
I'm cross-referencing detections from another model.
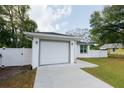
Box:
left=109, top=54, right=124, bottom=58
left=80, top=57, right=124, bottom=88
left=0, top=66, right=36, bottom=88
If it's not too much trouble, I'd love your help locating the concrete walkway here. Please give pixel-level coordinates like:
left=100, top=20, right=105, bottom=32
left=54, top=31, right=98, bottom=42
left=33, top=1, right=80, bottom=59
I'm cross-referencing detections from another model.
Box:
left=34, top=60, right=112, bottom=88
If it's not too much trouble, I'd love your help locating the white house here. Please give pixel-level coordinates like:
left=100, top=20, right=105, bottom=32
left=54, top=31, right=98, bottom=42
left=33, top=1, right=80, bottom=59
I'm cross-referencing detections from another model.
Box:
left=24, top=32, right=107, bottom=68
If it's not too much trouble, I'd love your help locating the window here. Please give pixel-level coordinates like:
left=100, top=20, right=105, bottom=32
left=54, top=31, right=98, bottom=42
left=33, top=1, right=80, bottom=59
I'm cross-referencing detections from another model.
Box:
left=112, top=48, right=116, bottom=52
left=80, top=45, right=87, bottom=53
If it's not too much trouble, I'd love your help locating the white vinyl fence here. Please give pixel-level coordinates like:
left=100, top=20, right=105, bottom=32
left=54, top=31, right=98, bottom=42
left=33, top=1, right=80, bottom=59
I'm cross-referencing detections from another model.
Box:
left=0, top=48, right=32, bottom=67
left=77, top=50, right=108, bottom=58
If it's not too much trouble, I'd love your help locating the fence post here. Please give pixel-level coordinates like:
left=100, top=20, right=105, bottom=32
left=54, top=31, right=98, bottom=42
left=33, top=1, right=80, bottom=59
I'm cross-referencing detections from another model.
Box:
left=22, top=48, right=24, bottom=66
left=2, top=47, right=6, bottom=67
left=0, top=49, right=2, bottom=67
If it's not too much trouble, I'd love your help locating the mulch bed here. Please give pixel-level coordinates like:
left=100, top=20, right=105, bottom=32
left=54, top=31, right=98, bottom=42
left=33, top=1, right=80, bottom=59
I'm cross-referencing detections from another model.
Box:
left=0, top=65, right=32, bottom=80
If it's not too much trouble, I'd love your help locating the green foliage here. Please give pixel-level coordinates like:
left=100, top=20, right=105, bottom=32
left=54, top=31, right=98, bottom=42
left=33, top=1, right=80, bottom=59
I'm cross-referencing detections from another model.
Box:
left=90, top=5, right=124, bottom=45
left=90, top=45, right=99, bottom=50
left=0, top=5, right=37, bottom=48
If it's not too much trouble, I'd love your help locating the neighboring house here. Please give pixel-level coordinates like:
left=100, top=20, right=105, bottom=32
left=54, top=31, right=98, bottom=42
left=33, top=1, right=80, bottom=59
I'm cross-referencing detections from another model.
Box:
left=24, top=32, right=107, bottom=68
left=100, top=43, right=124, bottom=55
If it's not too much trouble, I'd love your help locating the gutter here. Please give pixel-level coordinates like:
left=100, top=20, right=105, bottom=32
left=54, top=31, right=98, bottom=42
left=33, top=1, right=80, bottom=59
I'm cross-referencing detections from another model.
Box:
left=24, top=32, right=81, bottom=41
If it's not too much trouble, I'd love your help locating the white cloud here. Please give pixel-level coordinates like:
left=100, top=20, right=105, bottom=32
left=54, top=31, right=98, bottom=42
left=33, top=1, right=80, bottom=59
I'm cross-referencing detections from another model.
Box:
left=29, top=5, right=72, bottom=32
left=55, top=24, right=60, bottom=30
left=60, top=21, right=69, bottom=27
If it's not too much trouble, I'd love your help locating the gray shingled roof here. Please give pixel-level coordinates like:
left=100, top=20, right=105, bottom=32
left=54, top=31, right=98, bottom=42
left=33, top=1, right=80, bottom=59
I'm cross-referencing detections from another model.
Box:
left=29, top=32, right=74, bottom=37
left=78, top=41, right=95, bottom=45
left=100, top=43, right=124, bottom=49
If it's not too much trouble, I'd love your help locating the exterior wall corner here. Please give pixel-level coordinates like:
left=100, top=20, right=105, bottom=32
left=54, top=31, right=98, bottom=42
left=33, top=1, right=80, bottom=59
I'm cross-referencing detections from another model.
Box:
left=32, top=38, right=39, bottom=68
left=70, top=40, right=77, bottom=64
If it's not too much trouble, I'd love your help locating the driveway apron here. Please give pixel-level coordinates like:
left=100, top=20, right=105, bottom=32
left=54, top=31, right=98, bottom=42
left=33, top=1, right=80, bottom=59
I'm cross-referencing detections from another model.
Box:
left=34, top=60, right=112, bottom=88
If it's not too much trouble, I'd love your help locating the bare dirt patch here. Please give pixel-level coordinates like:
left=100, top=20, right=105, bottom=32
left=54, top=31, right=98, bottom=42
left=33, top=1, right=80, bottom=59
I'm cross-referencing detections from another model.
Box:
left=0, top=65, right=36, bottom=88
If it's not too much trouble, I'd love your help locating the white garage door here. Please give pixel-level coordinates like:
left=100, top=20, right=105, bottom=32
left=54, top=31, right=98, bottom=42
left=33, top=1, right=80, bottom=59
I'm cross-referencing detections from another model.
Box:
left=40, top=40, right=69, bottom=65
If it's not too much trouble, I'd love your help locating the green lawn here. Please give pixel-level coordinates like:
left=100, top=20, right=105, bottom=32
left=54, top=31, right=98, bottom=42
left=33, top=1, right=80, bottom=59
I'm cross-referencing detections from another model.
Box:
left=80, top=57, right=124, bottom=88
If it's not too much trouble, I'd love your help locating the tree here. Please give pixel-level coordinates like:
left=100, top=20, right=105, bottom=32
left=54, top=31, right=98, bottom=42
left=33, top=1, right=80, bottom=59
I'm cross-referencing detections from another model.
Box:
left=66, top=28, right=91, bottom=42
left=90, top=11, right=103, bottom=44
left=19, top=19, right=37, bottom=48
left=90, top=5, right=124, bottom=45
left=0, top=16, right=12, bottom=47
left=0, top=5, right=37, bottom=48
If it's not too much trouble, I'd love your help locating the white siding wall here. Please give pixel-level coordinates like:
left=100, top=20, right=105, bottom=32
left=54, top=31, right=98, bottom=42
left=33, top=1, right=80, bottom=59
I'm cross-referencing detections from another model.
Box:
left=70, top=40, right=76, bottom=63
left=32, top=38, right=39, bottom=68
left=74, top=41, right=78, bottom=59
left=76, top=44, right=108, bottom=58
left=0, top=48, right=32, bottom=67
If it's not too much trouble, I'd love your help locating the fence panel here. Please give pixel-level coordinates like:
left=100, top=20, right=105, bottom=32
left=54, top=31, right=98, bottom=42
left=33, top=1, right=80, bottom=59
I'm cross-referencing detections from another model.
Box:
left=3, top=48, right=23, bottom=66
left=0, top=48, right=32, bottom=67
left=22, top=48, right=32, bottom=65
left=77, top=50, right=108, bottom=58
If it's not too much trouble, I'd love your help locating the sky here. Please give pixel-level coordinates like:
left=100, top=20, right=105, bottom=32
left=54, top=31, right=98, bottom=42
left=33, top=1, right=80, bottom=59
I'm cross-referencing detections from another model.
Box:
left=29, top=5, right=104, bottom=33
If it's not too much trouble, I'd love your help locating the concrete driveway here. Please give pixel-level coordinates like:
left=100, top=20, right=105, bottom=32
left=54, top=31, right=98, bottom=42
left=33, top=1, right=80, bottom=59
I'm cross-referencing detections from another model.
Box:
left=34, top=60, right=112, bottom=88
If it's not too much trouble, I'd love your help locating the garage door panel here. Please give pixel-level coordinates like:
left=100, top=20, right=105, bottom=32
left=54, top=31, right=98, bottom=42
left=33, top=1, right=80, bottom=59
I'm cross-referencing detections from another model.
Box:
left=40, top=58, right=68, bottom=65
left=40, top=40, right=69, bottom=65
